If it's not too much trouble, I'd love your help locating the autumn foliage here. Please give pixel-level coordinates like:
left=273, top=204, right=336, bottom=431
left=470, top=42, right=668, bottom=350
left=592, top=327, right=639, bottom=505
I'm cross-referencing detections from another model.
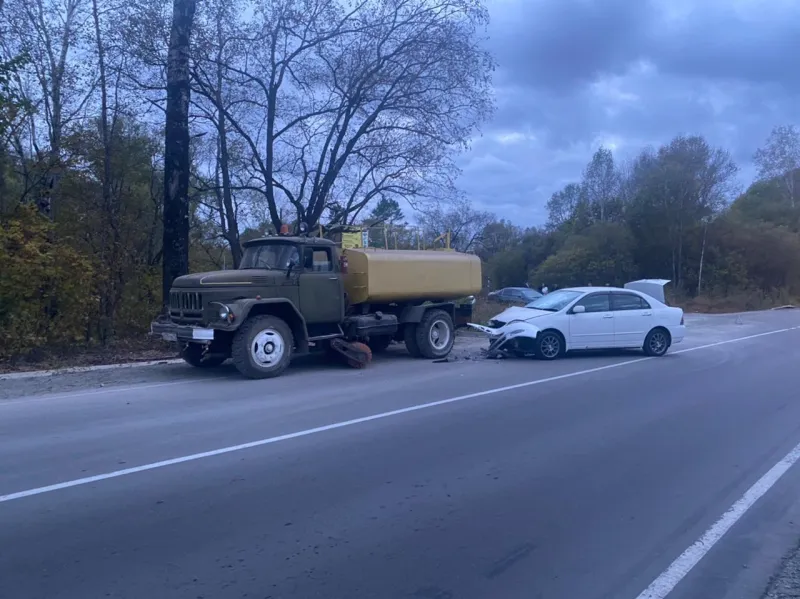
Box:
left=0, top=206, right=92, bottom=358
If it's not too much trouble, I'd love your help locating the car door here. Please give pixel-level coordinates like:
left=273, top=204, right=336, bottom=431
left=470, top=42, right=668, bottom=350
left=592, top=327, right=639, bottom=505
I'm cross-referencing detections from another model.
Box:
left=298, top=247, right=344, bottom=324
left=567, top=292, right=614, bottom=349
left=611, top=291, right=653, bottom=348
left=497, top=289, right=515, bottom=303
left=507, top=289, right=526, bottom=304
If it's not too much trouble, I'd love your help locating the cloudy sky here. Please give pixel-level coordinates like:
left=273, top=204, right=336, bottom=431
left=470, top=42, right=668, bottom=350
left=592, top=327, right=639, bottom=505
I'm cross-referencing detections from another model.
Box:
left=458, top=0, right=799, bottom=225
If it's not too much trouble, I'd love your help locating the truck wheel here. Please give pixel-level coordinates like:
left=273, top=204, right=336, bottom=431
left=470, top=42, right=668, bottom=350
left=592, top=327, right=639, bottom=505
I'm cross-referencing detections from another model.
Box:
left=181, top=343, right=226, bottom=368
left=414, top=309, right=455, bottom=359
left=232, top=315, right=293, bottom=379
left=404, top=325, right=423, bottom=358
left=367, top=335, right=393, bottom=353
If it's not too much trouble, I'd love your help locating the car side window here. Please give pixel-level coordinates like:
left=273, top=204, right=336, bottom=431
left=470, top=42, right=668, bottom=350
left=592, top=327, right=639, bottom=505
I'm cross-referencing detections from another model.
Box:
left=573, top=293, right=610, bottom=313
left=306, top=248, right=333, bottom=272
left=612, top=292, right=651, bottom=311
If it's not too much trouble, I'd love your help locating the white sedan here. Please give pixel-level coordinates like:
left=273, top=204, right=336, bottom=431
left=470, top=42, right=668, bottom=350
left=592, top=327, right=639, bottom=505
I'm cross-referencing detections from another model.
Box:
left=469, top=280, right=685, bottom=359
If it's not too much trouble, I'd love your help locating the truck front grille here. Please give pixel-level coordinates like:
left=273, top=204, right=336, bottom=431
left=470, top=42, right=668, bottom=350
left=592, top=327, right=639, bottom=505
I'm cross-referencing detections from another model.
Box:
left=169, top=291, right=203, bottom=324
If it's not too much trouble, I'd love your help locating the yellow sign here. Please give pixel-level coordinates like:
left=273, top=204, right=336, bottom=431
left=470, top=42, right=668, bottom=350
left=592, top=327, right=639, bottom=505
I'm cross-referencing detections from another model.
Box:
left=341, top=231, right=362, bottom=249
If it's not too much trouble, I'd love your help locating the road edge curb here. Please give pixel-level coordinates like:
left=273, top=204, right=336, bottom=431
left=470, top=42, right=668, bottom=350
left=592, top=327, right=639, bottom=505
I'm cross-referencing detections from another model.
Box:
left=0, top=358, right=184, bottom=381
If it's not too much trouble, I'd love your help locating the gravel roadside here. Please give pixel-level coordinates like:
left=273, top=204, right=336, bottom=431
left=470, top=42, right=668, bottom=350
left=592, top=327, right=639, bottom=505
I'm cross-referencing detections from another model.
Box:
left=0, top=334, right=489, bottom=401
left=764, top=541, right=800, bottom=599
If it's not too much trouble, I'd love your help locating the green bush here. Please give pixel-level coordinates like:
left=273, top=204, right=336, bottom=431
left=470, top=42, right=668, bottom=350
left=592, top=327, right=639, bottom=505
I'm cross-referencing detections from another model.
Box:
left=0, top=206, right=94, bottom=358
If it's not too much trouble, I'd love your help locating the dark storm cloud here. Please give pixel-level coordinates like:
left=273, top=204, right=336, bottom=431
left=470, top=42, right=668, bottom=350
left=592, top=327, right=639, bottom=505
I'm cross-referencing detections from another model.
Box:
left=461, top=0, right=800, bottom=225
left=491, top=0, right=658, bottom=91
left=651, top=2, right=800, bottom=91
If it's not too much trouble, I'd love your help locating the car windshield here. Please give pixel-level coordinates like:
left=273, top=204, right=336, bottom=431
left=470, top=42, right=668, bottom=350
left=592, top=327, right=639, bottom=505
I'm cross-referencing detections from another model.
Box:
left=519, top=288, right=541, bottom=300
left=525, top=289, right=582, bottom=312
left=240, top=243, right=299, bottom=270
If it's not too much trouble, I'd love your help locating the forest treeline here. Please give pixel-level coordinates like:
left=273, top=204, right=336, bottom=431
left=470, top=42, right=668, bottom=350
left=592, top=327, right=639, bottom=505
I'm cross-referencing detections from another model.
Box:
left=1, top=0, right=798, bottom=360
left=481, top=127, right=800, bottom=311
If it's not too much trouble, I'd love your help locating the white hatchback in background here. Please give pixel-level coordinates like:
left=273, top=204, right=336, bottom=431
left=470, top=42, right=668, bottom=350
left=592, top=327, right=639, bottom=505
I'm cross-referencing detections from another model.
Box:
left=469, top=280, right=685, bottom=359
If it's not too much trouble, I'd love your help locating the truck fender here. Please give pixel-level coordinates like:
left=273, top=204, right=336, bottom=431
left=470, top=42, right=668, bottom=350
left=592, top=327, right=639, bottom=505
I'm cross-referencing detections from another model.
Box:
left=398, top=302, right=455, bottom=324
left=232, top=298, right=309, bottom=353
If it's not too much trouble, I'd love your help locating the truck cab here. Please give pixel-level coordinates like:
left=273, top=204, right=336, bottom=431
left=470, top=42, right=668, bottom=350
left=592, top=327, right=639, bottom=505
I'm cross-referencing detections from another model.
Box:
left=238, top=238, right=346, bottom=325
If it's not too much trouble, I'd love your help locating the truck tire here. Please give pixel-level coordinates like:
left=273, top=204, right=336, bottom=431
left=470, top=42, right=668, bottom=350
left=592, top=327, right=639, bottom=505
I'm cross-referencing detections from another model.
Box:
left=404, top=325, right=423, bottom=358
left=414, top=309, right=455, bottom=359
left=232, top=315, right=293, bottom=379
left=367, top=335, right=393, bottom=353
left=181, top=343, right=226, bottom=368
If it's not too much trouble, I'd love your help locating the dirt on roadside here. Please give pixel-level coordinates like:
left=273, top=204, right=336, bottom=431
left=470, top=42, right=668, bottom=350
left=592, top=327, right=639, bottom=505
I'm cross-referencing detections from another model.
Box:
left=0, top=337, right=178, bottom=375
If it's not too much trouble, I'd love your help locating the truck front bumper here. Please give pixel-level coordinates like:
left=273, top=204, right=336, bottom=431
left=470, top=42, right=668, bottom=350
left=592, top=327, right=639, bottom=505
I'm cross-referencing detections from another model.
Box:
left=150, top=320, right=215, bottom=343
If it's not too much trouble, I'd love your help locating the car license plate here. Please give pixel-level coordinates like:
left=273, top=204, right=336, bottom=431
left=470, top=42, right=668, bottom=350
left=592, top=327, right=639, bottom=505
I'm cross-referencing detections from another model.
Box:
left=162, top=332, right=178, bottom=342
left=192, top=328, right=214, bottom=341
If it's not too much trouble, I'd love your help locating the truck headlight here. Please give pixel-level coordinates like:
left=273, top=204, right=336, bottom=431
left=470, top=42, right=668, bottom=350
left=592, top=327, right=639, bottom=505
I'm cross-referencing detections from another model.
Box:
left=218, top=305, right=231, bottom=320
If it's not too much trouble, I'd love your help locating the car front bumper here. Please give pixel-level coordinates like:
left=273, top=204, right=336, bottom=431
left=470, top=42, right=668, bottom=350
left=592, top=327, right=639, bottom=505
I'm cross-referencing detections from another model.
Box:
left=150, top=320, right=215, bottom=343
left=467, top=321, right=543, bottom=355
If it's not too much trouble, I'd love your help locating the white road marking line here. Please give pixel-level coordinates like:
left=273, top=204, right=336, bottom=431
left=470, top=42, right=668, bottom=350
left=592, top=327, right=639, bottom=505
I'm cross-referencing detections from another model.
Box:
left=635, top=440, right=800, bottom=599
left=672, top=326, right=800, bottom=354
left=1, top=326, right=798, bottom=504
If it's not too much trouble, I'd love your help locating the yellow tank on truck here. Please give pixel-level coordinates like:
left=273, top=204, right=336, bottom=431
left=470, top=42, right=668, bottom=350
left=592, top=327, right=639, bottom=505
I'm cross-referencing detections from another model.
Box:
left=343, top=248, right=482, bottom=305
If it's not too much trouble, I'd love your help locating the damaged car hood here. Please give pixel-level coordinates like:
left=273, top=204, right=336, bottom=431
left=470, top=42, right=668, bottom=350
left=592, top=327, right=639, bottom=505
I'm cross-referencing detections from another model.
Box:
left=467, top=307, right=552, bottom=337
left=490, top=306, right=553, bottom=324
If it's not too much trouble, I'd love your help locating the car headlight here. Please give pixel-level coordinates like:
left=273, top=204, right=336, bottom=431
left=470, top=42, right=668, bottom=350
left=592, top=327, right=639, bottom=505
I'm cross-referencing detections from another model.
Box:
left=218, top=304, right=231, bottom=320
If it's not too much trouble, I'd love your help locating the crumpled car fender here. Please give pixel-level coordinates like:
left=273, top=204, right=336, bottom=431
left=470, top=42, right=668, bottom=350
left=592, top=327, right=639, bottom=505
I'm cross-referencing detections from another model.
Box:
left=467, top=320, right=542, bottom=355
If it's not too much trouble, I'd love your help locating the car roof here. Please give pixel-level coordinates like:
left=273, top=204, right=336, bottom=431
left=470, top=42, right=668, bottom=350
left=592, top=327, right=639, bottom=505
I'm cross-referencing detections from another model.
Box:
left=560, top=286, right=635, bottom=293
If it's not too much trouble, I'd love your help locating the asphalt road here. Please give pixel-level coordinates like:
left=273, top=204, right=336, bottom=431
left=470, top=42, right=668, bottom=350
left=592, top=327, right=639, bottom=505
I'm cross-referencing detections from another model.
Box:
left=3, top=311, right=800, bottom=599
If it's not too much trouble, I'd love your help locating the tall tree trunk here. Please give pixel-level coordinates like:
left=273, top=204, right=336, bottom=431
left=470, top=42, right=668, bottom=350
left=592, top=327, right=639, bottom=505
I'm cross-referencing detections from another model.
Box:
left=697, top=221, right=707, bottom=296
left=0, top=145, right=6, bottom=208
left=213, top=26, right=240, bottom=268
left=92, top=0, right=117, bottom=340
left=162, top=0, right=196, bottom=310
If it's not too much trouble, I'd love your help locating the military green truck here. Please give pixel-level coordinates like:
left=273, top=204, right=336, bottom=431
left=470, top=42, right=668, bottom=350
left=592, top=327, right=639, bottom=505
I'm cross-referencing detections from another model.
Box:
left=150, top=235, right=482, bottom=379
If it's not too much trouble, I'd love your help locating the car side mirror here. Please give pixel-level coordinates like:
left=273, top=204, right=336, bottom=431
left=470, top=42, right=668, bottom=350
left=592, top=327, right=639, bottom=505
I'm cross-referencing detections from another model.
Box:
left=572, top=305, right=586, bottom=314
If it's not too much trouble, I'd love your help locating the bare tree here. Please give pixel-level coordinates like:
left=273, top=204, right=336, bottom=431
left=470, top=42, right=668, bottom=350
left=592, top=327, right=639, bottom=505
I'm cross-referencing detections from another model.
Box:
left=754, top=124, right=800, bottom=207
left=162, top=0, right=196, bottom=308
left=2, top=0, right=93, bottom=213
left=417, top=196, right=493, bottom=252
left=204, top=0, right=493, bottom=232
left=188, top=0, right=246, bottom=265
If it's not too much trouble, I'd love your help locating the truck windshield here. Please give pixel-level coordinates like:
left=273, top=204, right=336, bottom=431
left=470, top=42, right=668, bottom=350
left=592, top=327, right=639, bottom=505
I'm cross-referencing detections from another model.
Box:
left=240, top=243, right=299, bottom=270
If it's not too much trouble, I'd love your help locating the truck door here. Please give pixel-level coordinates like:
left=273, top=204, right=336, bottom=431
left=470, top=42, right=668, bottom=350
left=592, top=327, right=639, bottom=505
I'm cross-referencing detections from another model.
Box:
left=298, top=247, right=345, bottom=324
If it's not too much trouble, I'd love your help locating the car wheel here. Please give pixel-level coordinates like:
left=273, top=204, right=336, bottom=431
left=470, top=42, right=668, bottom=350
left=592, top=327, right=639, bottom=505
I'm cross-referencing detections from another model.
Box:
left=232, top=315, right=293, bottom=379
left=643, top=327, right=670, bottom=357
left=535, top=330, right=564, bottom=360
